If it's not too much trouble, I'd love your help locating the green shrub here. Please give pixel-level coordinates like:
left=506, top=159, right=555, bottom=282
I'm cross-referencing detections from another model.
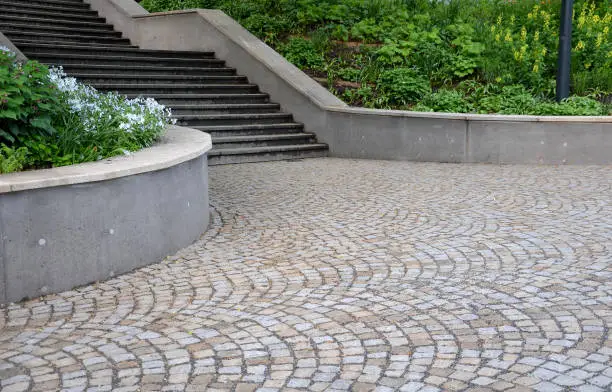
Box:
left=377, top=68, right=430, bottom=106
left=0, top=144, right=28, bottom=174
left=0, top=49, right=173, bottom=173
left=0, top=48, right=65, bottom=146
left=414, top=89, right=473, bottom=113
left=279, top=38, right=325, bottom=70
left=139, top=0, right=612, bottom=115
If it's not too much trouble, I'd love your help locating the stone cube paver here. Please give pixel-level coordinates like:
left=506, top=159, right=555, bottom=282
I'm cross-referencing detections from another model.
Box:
left=1, top=158, right=611, bottom=391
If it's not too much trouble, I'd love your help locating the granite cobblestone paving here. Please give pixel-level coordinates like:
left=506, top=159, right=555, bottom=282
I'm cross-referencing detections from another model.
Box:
left=1, top=158, right=611, bottom=391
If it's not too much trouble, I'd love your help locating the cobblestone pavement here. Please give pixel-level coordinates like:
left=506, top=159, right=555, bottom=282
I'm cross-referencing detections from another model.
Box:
left=1, top=158, right=611, bottom=392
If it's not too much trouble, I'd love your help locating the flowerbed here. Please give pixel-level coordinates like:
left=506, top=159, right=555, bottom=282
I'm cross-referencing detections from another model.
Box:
left=141, top=0, right=611, bottom=115
left=0, top=47, right=173, bottom=174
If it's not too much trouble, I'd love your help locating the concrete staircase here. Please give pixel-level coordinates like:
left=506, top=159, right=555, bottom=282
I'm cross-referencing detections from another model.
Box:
left=0, top=0, right=328, bottom=164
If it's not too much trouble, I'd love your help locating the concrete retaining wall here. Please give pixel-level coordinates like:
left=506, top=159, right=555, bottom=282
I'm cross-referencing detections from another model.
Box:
left=83, top=1, right=612, bottom=164
left=0, top=126, right=212, bottom=304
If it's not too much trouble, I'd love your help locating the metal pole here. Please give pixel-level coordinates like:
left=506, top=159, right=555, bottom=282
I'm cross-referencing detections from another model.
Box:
left=556, top=0, right=574, bottom=102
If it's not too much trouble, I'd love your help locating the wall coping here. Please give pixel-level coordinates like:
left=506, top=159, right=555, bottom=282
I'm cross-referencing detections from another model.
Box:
left=327, top=106, right=612, bottom=123
left=0, top=125, right=211, bottom=194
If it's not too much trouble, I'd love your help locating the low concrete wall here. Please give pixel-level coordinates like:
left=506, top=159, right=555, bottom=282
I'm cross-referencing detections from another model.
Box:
left=0, top=126, right=212, bottom=304
left=83, top=0, right=612, bottom=164
left=325, top=108, right=612, bottom=164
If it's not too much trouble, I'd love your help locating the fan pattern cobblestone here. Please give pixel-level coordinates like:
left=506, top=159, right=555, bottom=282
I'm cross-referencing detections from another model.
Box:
left=1, top=158, right=611, bottom=392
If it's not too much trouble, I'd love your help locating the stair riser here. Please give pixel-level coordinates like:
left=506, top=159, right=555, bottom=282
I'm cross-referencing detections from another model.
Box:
left=213, top=138, right=317, bottom=149
left=1, top=0, right=91, bottom=10
left=58, top=66, right=236, bottom=76
left=177, top=117, right=293, bottom=126
left=171, top=107, right=280, bottom=115
left=74, top=77, right=247, bottom=85
left=37, top=58, right=225, bottom=67
left=0, top=9, right=106, bottom=23
left=208, top=149, right=328, bottom=165
left=21, top=47, right=215, bottom=59
left=0, top=17, right=115, bottom=30
left=0, top=24, right=123, bottom=37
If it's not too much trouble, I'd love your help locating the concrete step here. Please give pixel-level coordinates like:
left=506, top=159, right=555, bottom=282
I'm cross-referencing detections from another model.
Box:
left=2, top=31, right=132, bottom=46
left=0, top=1, right=98, bottom=14
left=0, top=14, right=115, bottom=30
left=0, top=22, right=123, bottom=37
left=34, top=52, right=225, bottom=69
left=72, top=74, right=247, bottom=85
left=0, top=7, right=106, bottom=23
left=59, top=64, right=236, bottom=76
left=1, top=0, right=91, bottom=10
left=170, top=103, right=281, bottom=115
left=175, top=113, right=293, bottom=126
left=126, top=93, right=270, bottom=105
left=208, top=144, right=328, bottom=165
left=212, top=133, right=317, bottom=148
left=35, top=53, right=226, bottom=67
left=192, top=123, right=304, bottom=136
left=10, top=39, right=135, bottom=49
left=92, top=83, right=259, bottom=95
left=18, top=42, right=216, bottom=59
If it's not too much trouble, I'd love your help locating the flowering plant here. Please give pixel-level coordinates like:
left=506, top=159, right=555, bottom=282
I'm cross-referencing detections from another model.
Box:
left=0, top=48, right=174, bottom=173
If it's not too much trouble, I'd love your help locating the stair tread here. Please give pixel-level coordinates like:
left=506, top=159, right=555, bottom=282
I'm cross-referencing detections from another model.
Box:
left=3, top=31, right=131, bottom=43
left=195, top=123, right=303, bottom=131
left=33, top=53, right=222, bottom=62
left=170, top=103, right=279, bottom=109
left=0, top=23, right=123, bottom=36
left=72, top=74, right=243, bottom=80
left=0, top=1, right=96, bottom=13
left=1, top=0, right=91, bottom=8
left=209, top=144, right=328, bottom=156
left=0, top=8, right=105, bottom=21
left=213, top=133, right=315, bottom=142
left=92, top=83, right=255, bottom=87
left=0, top=14, right=113, bottom=28
left=11, top=40, right=135, bottom=48
left=175, top=113, right=289, bottom=119
left=59, top=64, right=235, bottom=72
left=16, top=42, right=216, bottom=56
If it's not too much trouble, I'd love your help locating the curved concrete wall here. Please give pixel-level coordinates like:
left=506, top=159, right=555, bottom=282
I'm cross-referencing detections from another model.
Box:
left=84, top=0, right=612, bottom=165
left=0, top=126, right=211, bottom=303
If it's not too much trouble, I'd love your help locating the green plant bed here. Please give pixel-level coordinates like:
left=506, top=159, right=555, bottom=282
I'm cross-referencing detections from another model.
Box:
left=0, top=47, right=173, bottom=174
left=141, top=0, right=611, bottom=115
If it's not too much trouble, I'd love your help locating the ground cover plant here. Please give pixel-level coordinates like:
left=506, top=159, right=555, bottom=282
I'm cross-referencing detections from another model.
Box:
left=140, top=0, right=611, bottom=115
left=0, top=47, right=172, bottom=174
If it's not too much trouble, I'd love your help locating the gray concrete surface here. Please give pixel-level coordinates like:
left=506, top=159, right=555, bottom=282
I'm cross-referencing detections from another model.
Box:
left=82, top=0, right=612, bottom=165
left=1, top=158, right=611, bottom=391
left=0, top=31, right=27, bottom=62
left=0, top=128, right=211, bottom=304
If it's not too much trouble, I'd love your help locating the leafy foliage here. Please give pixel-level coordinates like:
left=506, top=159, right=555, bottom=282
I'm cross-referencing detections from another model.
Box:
left=0, top=49, right=64, bottom=145
left=140, top=0, right=612, bottom=115
left=0, top=49, right=173, bottom=173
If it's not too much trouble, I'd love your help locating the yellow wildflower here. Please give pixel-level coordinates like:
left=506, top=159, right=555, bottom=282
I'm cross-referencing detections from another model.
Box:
left=596, top=33, right=603, bottom=47
left=495, top=33, right=501, bottom=42
left=504, top=31, right=512, bottom=42
left=491, top=25, right=496, bottom=33
left=584, top=62, right=591, bottom=69
left=534, top=31, right=540, bottom=42
left=575, top=40, right=585, bottom=51
left=520, top=27, right=527, bottom=42
left=533, top=64, right=539, bottom=73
